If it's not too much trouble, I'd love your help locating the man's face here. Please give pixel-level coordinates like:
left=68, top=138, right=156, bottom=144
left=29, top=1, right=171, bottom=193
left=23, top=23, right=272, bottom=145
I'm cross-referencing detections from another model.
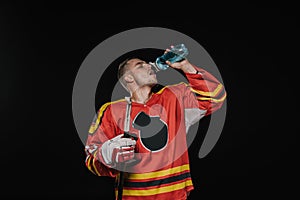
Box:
left=126, top=58, right=157, bottom=87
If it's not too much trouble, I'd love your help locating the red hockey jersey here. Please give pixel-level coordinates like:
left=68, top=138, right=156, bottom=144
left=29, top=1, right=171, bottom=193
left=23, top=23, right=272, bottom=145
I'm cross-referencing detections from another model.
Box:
left=85, top=65, right=226, bottom=200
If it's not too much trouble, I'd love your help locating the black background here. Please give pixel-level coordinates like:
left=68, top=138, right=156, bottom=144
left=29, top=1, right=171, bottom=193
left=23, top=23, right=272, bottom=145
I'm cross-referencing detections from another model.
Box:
left=1, top=2, right=298, bottom=199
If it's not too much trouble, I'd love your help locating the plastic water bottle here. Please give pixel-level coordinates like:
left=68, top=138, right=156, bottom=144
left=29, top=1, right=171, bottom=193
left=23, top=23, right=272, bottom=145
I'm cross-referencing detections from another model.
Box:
left=149, top=44, right=189, bottom=72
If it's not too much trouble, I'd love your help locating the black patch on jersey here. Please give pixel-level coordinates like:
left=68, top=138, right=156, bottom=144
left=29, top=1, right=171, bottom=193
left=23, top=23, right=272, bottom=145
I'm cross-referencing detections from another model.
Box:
left=133, top=112, right=168, bottom=151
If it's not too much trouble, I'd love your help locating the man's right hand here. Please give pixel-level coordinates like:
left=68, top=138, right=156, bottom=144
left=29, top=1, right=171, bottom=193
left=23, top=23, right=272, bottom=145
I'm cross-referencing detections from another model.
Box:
left=101, top=134, right=136, bottom=166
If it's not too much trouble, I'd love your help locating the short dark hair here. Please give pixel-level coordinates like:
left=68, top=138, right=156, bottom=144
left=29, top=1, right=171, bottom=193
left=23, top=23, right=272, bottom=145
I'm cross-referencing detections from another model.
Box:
left=117, top=58, right=131, bottom=82
left=117, top=57, right=137, bottom=90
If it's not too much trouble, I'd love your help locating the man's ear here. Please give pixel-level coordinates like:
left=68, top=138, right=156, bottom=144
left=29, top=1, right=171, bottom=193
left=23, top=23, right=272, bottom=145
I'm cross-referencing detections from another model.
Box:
left=124, top=74, right=134, bottom=83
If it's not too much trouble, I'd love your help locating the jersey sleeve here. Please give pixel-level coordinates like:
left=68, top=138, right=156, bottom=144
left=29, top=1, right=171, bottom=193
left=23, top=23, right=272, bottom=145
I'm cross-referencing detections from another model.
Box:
left=84, top=104, right=119, bottom=177
left=165, top=65, right=226, bottom=132
left=184, top=65, right=227, bottom=116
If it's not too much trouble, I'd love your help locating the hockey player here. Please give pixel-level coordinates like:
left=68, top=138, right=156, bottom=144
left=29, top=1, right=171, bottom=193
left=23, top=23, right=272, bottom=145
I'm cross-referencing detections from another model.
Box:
left=85, top=49, right=226, bottom=200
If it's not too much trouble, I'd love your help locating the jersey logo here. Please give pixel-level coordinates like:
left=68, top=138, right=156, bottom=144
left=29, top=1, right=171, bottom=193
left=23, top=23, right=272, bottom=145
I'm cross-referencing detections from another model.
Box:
left=133, top=112, right=168, bottom=152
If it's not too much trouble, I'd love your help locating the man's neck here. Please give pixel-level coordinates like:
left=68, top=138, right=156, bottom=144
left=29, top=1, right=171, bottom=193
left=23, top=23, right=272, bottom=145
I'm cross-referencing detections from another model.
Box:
left=130, top=86, right=153, bottom=104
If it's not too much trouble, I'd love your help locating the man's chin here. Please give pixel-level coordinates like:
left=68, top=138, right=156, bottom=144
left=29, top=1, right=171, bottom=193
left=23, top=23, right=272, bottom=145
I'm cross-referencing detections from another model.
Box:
left=146, top=82, right=157, bottom=88
left=151, top=81, right=158, bottom=86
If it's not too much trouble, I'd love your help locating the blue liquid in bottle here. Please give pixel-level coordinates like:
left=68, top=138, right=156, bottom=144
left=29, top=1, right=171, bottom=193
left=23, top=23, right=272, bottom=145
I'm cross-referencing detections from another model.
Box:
left=154, top=44, right=189, bottom=71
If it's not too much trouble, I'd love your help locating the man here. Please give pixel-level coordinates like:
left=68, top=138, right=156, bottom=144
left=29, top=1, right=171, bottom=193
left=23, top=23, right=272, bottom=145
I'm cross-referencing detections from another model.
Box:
left=85, top=48, right=226, bottom=200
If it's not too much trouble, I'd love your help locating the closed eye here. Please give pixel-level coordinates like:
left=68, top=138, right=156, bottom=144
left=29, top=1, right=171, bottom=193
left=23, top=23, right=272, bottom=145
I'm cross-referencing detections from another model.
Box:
left=135, top=61, right=147, bottom=69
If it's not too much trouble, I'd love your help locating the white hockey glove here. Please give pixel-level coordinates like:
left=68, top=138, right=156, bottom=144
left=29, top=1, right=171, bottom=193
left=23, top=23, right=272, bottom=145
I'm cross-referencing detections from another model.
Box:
left=101, top=134, right=136, bottom=166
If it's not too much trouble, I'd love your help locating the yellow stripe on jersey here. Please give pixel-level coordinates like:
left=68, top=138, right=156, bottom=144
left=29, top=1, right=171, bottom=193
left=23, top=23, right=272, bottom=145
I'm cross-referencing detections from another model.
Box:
left=198, top=92, right=227, bottom=103
left=86, top=156, right=95, bottom=174
left=92, top=151, right=101, bottom=176
left=155, top=82, right=188, bottom=95
left=122, top=179, right=193, bottom=196
left=89, top=99, right=126, bottom=134
left=127, top=164, right=190, bottom=180
left=190, top=83, right=223, bottom=97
